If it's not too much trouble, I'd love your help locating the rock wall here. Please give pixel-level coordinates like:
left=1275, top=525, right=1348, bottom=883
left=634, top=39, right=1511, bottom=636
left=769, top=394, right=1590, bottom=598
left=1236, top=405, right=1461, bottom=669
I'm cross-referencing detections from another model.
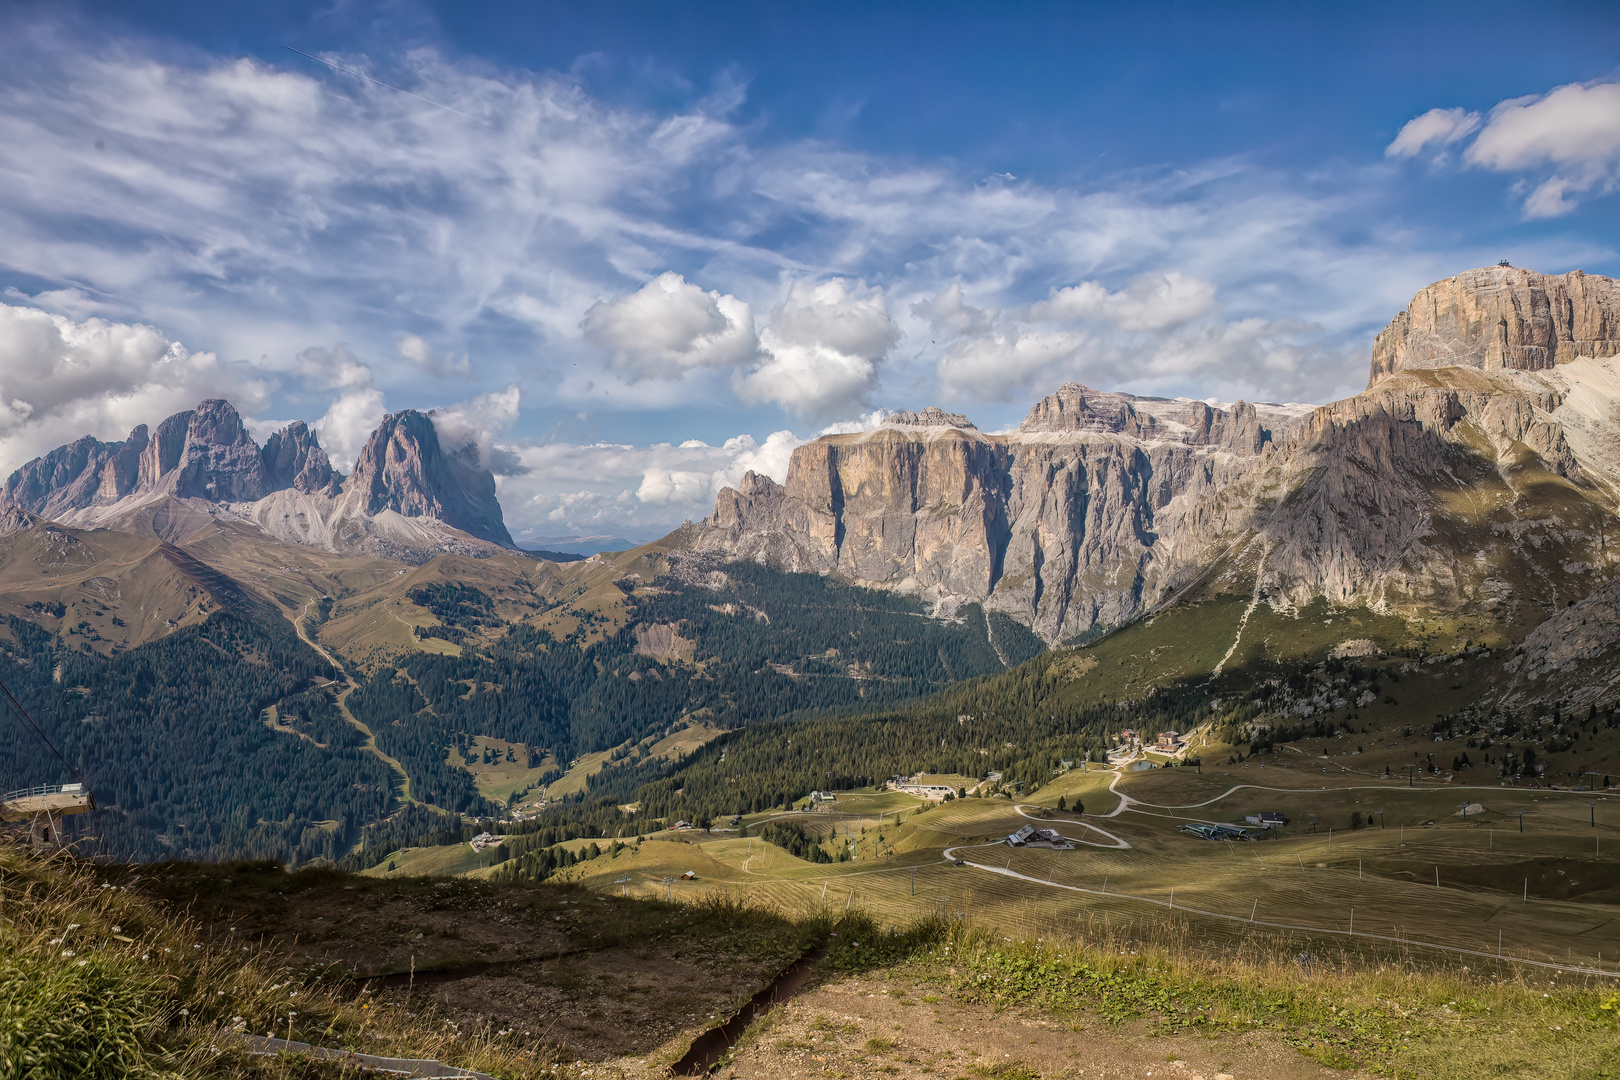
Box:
left=1368, top=266, right=1620, bottom=385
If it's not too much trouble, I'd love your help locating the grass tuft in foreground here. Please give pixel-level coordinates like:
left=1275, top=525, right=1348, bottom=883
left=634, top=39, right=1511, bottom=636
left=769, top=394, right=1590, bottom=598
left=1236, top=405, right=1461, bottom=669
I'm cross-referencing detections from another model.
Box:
left=0, top=842, right=567, bottom=1079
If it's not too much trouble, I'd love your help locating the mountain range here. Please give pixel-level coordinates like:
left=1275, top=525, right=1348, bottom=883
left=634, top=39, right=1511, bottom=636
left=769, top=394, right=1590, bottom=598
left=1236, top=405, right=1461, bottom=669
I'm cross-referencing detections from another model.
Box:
left=4, top=400, right=513, bottom=561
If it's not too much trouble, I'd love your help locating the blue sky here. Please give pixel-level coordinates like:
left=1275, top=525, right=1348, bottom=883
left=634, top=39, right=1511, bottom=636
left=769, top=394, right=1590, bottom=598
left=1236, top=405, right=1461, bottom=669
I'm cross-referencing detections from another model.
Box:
left=1, top=1, right=1618, bottom=540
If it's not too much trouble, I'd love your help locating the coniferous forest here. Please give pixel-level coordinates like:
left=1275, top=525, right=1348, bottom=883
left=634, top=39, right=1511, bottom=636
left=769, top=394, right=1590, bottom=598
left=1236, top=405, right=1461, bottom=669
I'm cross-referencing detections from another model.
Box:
left=0, top=614, right=394, bottom=862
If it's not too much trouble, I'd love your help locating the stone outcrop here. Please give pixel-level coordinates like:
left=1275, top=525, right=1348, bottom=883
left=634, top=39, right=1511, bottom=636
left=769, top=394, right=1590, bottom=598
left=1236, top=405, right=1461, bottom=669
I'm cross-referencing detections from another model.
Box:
left=689, top=267, right=1620, bottom=644
left=6, top=400, right=275, bottom=514
left=138, top=399, right=274, bottom=502
left=1368, top=266, right=1620, bottom=385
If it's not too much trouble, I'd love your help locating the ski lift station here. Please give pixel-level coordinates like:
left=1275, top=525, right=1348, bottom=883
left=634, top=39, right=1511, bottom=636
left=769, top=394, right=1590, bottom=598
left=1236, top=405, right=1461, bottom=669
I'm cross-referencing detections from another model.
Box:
left=1, top=782, right=95, bottom=849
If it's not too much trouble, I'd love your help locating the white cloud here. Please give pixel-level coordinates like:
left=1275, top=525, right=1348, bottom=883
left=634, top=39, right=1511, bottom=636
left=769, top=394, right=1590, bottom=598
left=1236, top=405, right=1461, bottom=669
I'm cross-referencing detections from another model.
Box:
left=429, top=384, right=522, bottom=467
left=398, top=334, right=470, bottom=377
left=581, top=272, right=760, bottom=378
left=739, top=279, right=898, bottom=416
left=313, top=388, right=386, bottom=473
left=2, top=16, right=1593, bottom=473
left=296, top=344, right=375, bottom=391
left=1385, top=107, right=1481, bottom=158
left=1394, top=80, right=1620, bottom=218
left=0, top=302, right=271, bottom=476
left=1465, top=82, right=1620, bottom=172
left=936, top=328, right=1089, bottom=400
left=1026, top=272, right=1217, bottom=331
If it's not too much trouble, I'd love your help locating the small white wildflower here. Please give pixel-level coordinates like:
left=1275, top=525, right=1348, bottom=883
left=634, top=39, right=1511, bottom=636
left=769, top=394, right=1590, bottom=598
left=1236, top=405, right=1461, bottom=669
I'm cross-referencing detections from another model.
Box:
left=111, top=926, right=121, bottom=933
left=76, top=960, right=87, bottom=967
left=60, top=950, right=75, bottom=957
left=178, top=1008, right=189, bottom=1017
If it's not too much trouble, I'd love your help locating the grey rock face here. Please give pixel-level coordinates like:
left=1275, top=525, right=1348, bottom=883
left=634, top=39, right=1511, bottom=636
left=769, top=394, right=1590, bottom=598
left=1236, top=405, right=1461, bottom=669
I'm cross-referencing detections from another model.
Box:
left=690, top=387, right=1287, bottom=641
left=344, top=409, right=515, bottom=547
left=139, top=399, right=273, bottom=502
left=261, top=421, right=341, bottom=495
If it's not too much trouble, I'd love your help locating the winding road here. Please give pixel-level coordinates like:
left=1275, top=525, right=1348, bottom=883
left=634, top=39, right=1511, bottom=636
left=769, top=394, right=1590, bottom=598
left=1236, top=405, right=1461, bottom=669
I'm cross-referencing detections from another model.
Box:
left=290, top=598, right=415, bottom=803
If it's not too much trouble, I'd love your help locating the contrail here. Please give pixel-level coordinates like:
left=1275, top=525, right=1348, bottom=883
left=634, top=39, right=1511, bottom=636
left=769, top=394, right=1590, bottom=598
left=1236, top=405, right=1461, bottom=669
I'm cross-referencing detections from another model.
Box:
left=281, top=45, right=492, bottom=126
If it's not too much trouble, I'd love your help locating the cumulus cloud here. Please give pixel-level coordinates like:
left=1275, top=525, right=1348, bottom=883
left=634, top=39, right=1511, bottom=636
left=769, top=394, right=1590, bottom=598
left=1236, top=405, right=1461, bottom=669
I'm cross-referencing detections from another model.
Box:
left=0, top=15, right=1540, bottom=461
left=429, top=384, right=522, bottom=469
left=0, top=302, right=271, bottom=476
left=1026, top=272, right=1218, bottom=331
left=398, top=334, right=470, bottom=377
left=581, top=272, right=760, bottom=378
left=1393, top=80, right=1620, bottom=217
left=1385, top=107, right=1482, bottom=158
left=496, top=428, right=801, bottom=538
left=739, top=279, right=898, bottom=416
left=313, top=388, right=386, bottom=473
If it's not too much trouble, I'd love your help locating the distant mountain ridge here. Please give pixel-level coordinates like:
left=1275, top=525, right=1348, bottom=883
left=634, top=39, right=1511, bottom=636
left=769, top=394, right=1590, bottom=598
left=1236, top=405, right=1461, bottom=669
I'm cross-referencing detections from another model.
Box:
left=685, top=265, right=1620, bottom=646
left=4, top=399, right=514, bottom=559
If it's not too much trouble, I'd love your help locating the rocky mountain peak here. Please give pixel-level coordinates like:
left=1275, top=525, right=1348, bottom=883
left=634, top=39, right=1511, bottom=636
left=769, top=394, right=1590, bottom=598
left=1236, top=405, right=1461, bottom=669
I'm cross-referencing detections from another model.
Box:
left=138, top=399, right=272, bottom=502
left=261, top=421, right=340, bottom=495
left=1019, top=383, right=1155, bottom=437
left=1368, top=266, right=1620, bottom=387
left=346, top=409, right=514, bottom=547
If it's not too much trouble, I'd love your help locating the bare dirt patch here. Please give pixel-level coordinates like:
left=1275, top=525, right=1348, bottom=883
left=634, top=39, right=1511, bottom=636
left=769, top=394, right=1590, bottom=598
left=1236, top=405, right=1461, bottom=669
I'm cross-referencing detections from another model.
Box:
left=711, top=971, right=1359, bottom=1080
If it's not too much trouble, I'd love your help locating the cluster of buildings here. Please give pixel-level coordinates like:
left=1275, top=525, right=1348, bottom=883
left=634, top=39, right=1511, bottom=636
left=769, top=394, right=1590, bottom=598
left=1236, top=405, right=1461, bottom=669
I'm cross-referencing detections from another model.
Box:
left=887, top=774, right=959, bottom=800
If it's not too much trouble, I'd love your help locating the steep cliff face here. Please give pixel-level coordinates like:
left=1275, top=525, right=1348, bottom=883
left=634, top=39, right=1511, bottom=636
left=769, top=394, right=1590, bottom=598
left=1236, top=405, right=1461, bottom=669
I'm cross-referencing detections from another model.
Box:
left=342, top=409, right=514, bottom=547
left=691, top=387, right=1305, bottom=641
left=4, top=400, right=515, bottom=559
left=1368, top=266, right=1620, bottom=385
left=690, top=267, right=1620, bottom=644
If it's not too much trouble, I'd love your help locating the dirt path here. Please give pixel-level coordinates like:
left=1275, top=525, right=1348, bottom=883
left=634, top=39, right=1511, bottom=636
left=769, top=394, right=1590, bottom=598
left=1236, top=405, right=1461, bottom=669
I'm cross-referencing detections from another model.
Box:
left=662, top=970, right=1348, bottom=1080
left=290, top=598, right=415, bottom=803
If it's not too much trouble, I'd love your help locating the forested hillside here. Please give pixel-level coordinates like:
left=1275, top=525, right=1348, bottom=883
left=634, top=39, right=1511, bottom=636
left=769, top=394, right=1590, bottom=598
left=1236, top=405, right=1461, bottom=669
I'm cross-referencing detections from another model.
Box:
left=346, top=562, right=1044, bottom=818
left=0, top=613, right=395, bottom=862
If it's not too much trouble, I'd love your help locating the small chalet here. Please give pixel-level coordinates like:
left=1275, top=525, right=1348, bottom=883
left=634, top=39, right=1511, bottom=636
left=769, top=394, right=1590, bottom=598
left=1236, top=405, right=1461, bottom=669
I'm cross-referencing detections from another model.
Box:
left=1006, top=823, right=1074, bottom=850
left=808, top=790, right=837, bottom=802
left=468, top=832, right=502, bottom=852
left=1156, top=731, right=1179, bottom=750
left=681, top=870, right=698, bottom=880
left=1243, top=811, right=1286, bottom=827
